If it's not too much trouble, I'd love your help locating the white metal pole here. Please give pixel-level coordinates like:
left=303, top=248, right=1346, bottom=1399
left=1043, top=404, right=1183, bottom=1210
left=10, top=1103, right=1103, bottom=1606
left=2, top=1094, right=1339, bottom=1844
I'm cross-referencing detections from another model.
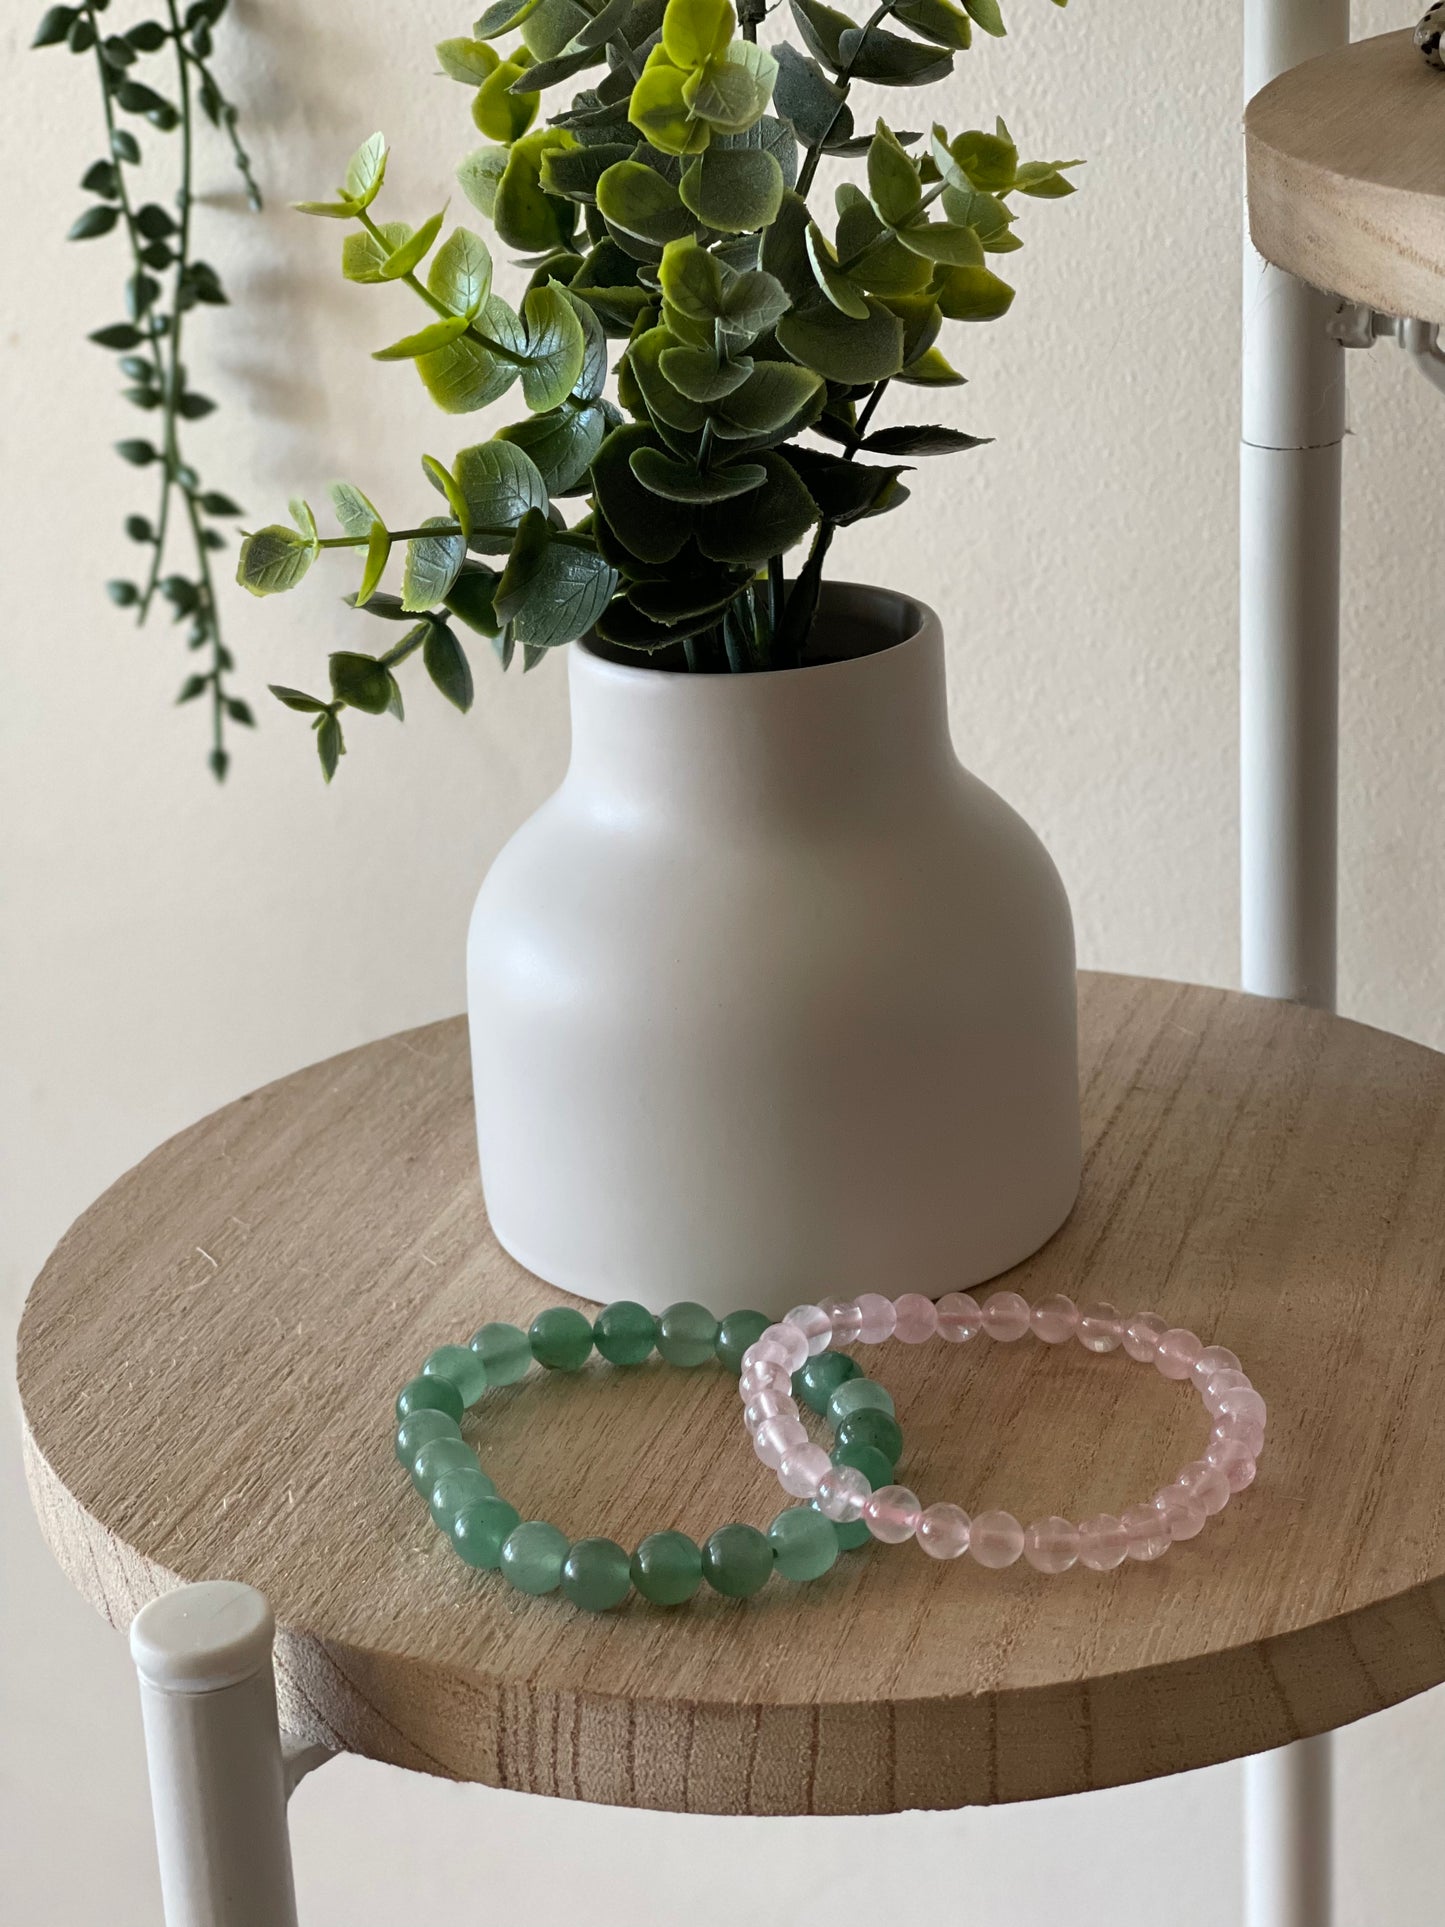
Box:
left=1245, top=1735, right=1334, bottom=1927
left=1241, top=0, right=1350, bottom=1010
left=131, top=1582, right=303, bottom=1927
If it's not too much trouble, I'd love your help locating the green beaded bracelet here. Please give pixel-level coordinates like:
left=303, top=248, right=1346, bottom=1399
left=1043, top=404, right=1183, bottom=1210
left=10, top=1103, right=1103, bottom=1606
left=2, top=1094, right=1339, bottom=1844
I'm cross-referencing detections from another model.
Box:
left=392, top=1300, right=909, bottom=1613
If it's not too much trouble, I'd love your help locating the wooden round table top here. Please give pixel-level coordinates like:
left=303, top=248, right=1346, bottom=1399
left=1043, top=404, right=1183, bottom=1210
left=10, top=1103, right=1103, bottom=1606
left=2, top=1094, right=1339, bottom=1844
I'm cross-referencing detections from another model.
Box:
left=1246, top=29, right=1445, bottom=324
left=19, top=973, right=1445, bottom=1814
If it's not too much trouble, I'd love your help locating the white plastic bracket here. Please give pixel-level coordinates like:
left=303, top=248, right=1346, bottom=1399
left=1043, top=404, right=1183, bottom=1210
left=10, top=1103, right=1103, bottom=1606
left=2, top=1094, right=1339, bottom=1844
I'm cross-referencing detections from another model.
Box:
left=1328, top=302, right=1445, bottom=395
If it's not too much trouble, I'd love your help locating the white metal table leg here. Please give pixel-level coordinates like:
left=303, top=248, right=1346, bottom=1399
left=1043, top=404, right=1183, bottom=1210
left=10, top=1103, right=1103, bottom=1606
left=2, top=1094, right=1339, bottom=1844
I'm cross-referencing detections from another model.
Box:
left=1245, top=1738, right=1334, bottom=1927
left=131, top=1581, right=314, bottom=1927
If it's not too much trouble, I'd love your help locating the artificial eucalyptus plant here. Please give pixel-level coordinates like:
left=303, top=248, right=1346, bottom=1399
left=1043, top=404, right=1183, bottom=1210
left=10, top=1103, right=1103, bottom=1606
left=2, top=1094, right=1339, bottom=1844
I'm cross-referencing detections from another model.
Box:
left=35, top=0, right=260, bottom=779
left=239, top=0, right=1077, bottom=779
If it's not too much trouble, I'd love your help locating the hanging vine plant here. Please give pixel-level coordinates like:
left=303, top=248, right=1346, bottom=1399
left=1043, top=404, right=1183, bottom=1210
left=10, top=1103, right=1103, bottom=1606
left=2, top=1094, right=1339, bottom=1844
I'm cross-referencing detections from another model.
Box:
left=34, top=0, right=261, bottom=780
left=238, top=0, right=1077, bottom=780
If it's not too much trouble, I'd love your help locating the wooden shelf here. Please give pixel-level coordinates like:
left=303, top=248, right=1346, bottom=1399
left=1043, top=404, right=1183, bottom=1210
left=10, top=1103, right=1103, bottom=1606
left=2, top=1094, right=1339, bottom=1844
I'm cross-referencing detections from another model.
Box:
left=1246, top=30, right=1445, bottom=322
left=20, top=974, right=1445, bottom=1814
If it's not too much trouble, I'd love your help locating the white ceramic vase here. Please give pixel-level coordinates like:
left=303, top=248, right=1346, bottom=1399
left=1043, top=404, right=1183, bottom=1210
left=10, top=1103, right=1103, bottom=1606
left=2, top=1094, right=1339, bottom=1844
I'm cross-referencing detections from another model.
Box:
left=467, top=582, right=1081, bottom=1316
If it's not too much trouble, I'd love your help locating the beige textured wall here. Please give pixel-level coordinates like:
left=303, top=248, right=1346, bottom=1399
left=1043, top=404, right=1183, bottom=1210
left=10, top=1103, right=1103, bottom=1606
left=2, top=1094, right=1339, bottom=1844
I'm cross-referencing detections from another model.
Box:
left=5, top=2, right=1445, bottom=1920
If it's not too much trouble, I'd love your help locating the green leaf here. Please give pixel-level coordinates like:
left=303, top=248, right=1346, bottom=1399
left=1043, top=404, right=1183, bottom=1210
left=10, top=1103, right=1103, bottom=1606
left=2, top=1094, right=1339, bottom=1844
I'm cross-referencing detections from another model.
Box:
left=758, top=188, right=813, bottom=306
left=868, top=123, right=922, bottom=226
left=678, top=147, right=782, bottom=233
left=963, top=0, right=1006, bottom=33
left=373, top=313, right=471, bottom=360
left=776, top=297, right=904, bottom=384
left=932, top=259, right=1015, bottom=321
left=379, top=208, right=446, bottom=280
left=115, top=438, right=158, bottom=465
left=495, top=509, right=618, bottom=647
left=520, top=282, right=586, bottom=410
left=294, top=196, right=361, bottom=220
left=427, top=227, right=494, bottom=316
left=781, top=446, right=909, bottom=525
left=897, top=342, right=966, bottom=385
left=200, top=492, right=243, bottom=516
left=437, top=36, right=500, bottom=83
left=521, top=0, right=590, bottom=60
left=592, top=424, right=693, bottom=563
left=893, top=0, right=974, bottom=49
left=662, top=0, right=733, bottom=69
left=629, top=445, right=766, bottom=501
left=658, top=235, right=725, bottom=323
left=33, top=8, right=79, bottom=48
left=862, top=423, right=989, bottom=456
left=540, top=141, right=636, bottom=204
left=89, top=321, right=144, bottom=349
left=453, top=438, right=549, bottom=537
left=838, top=25, right=953, bottom=86
left=629, top=54, right=709, bottom=156
left=330, top=651, right=398, bottom=714
left=695, top=451, right=817, bottom=564
left=684, top=40, right=777, bottom=137
left=626, top=326, right=710, bottom=432
left=444, top=566, right=504, bottom=636
left=522, top=44, right=604, bottom=91
left=270, top=685, right=329, bottom=713
left=940, top=181, right=1017, bottom=250
left=629, top=561, right=752, bottom=622
left=106, top=578, right=139, bottom=606
left=719, top=267, right=790, bottom=339
left=1013, top=159, right=1081, bottom=199
left=421, top=454, right=474, bottom=539
left=345, top=132, right=389, bottom=209
left=715, top=359, right=823, bottom=435
left=474, top=0, right=544, bottom=35
left=417, top=295, right=523, bottom=412
left=565, top=285, right=608, bottom=401
left=658, top=344, right=753, bottom=400
left=457, top=146, right=509, bottom=221
left=474, top=57, right=540, bottom=143
left=111, top=128, right=142, bottom=164
left=237, top=525, right=318, bottom=596
left=497, top=400, right=609, bottom=492
left=316, top=710, right=344, bottom=782
left=81, top=159, right=120, bottom=198
left=423, top=621, right=475, bottom=711
left=771, top=44, right=849, bottom=147
left=595, top=160, right=694, bottom=245
left=69, top=204, right=119, bottom=240
left=788, top=0, right=852, bottom=71
left=494, top=131, right=575, bottom=253
left=946, top=128, right=1018, bottom=193
left=805, top=222, right=869, bottom=319
left=896, top=220, right=983, bottom=265
left=340, top=221, right=412, bottom=283
left=357, top=521, right=392, bottom=604
left=328, top=481, right=383, bottom=537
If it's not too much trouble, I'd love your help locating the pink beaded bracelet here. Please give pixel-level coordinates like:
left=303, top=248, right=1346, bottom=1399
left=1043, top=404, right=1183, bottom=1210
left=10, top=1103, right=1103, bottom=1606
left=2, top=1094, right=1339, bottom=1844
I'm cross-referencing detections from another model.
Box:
left=736, top=1290, right=1266, bottom=1572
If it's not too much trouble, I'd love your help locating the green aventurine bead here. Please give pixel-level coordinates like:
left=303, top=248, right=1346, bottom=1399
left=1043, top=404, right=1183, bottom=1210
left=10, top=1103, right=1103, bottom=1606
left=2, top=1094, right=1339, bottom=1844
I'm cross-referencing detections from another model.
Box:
left=796, top=1351, right=859, bottom=1415
left=656, top=1301, right=721, bottom=1368
left=395, top=1374, right=463, bottom=1424
left=394, top=1407, right=460, bottom=1468
left=714, top=1309, right=770, bottom=1375
left=500, top=1520, right=570, bottom=1595
left=592, top=1300, right=657, bottom=1366
left=702, top=1523, right=774, bottom=1598
left=630, top=1531, right=703, bottom=1605
left=768, top=1506, right=840, bottom=1582
left=429, top=1465, right=497, bottom=1532
left=423, top=1343, right=489, bottom=1408
left=833, top=1407, right=904, bottom=1465
left=529, top=1306, right=594, bottom=1371
left=827, top=1377, right=895, bottom=1428
left=452, top=1497, right=521, bottom=1569
left=831, top=1441, right=895, bottom=1490
left=410, top=1434, right=478, bottom=1496
left=830, top=1513, right=871, bottom=1552
left=562, top=1537, right=632, bottom=1612
left=469, top=1321, right=532, bottom=1386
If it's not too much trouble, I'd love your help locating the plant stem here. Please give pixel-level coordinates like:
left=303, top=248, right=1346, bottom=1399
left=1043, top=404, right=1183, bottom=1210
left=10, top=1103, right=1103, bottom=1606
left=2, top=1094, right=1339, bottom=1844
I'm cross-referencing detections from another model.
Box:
left=178, top=42, right=262, bottom=210
left=795, top=0, right=894, bottom=198
left=357, top=209, right=528, bottom=364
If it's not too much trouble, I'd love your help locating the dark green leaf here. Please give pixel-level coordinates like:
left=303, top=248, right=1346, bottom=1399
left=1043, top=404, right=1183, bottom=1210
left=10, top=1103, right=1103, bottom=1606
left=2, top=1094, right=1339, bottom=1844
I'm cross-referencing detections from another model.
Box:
left=126, top=20, right=169, bottom=50
left=423, top=621, right=475, bottom=711
left=495, top=508, right=618, bottom=647
left=932, top=259, right=1014, bottom=320
left=867, top=123, right=922, bottom=226
left=453, top=438, right=549, bottom=536
left=714, top=359, right=823, bottom=435
left=402, top=516, right=467, bottom=612
left=591, top=423, right=692, bottom=563
left=33, top=7, right=78, bottom=47
left=106, top=578, right=139, bottom=606
left=540, top=142, right=636, bottom=204
left=444, top=565, right=504, bottom=636
left=329, top=651, right=398, bottom=714
left=497, top=400, right=608, bottom=492
left=111, top=128, right=142, bottom=163
left=69, top=204, right=120, bottom=240
left=861, top=423, right=989, bottom=456
left=837, top=25, right=953, bottom=85
left=89, top=321, right=143, bottom=349
left=81, top=159, right=120, bottom=198
left=114, top=79, right=173, bottom=115
left=177, top=391, right=215, bottom=419
left=787, top=0, right=851, bottom=71
left=200, top=491, right=243, bottom=515
left=629, top=445, right=766, bottom=501
left=270, top=684, right=328, bottom=713
left=115, top=438, right=158, bottom=465
left=775, top=296, right=904, bottom=384
left=678, top=147, right=783, bottom=234
left=658, top=344, right=754, bottom=400
left=177, top=673, right=209, bottom=703
left=695, top=451, right=817, bottom=564
left=316, top=710, right=344, bottom=782
left=963, top=0, right=1005, bottom=32
left=125, top=513, right=154, bottom=541
left=226, top=698, right=255, bottom=725
left=771, top=44, right=850, bottom=146
left=893, top=0, right=974, bottom=49
left=135, top=201, right=176, bottom=239
left=629, top=560, right=752, bottom=621
left=780, top=446, right=909, bottom=524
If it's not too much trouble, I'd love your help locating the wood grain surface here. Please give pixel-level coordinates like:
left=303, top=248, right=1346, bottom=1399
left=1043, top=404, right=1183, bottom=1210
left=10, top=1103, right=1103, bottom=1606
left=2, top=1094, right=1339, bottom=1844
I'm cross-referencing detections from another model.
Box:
left=1246, top=30, right=1445, bottom=323
left=18, top=974, right=1445, bottom=1813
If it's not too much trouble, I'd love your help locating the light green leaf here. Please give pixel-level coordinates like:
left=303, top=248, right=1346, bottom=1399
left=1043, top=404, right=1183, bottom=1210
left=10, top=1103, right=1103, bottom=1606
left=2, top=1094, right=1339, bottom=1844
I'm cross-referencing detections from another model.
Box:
left=963, top=0, right=1006, bottom=34
left=453, top=439, right=549, bottom=537
left=893, top=0, right=975, bottom=49
left=437, top=36, right=500, bottom=83
left=345, top=132, right=389, bottom=210
left=417, top=333, right=515, bottom=412
left=896, top=220, right=984, bottom=264
left=662, top=0, right=734, bottom=70
left=427, top=226, right=494, bottom=316
left=293, top=196, right=360, bottom=220
left=867, top=122, right=922, bottom=226
left=629, top=55, right=709, bottom=157
left=1013, top=159, right=1082, bottom=199
left=520, top=282, right=586, bottom=411
left=341, top=222, right=411, bottom=284
left=521, top=0, right=590, bottom=60
left=540, top=141, right=637, bottom=204
left=474, top=58, right=540, bottom=143
left=357, top=521, right=392, bottom=605
left=659, top=236, right=726, bottom=322
left=684, top=40, right=776, bottom=136
left=629, top=445, right=766, bottom=501
left=373, top=313, right=471, bottom=360
left=497, top=401, right=609, bottom=493
left=805, top=222, right=870, bottom=318
left=457, top=146, right=509, bottom=221
left=565, top=286, right=608, bottom=402
left=421, top=453, right=474, bottom=539
left=946, top=128, right=1018, bottom=193
left=496, top=509, right=618, bottom=647
left=379, top=208, right=446, bottom=281
left=473, top=0, right=544, bottom=36
left=897, top=342, right=966, bottom=385
left=776, top=296, right=905, bottom=384
left=402, top=516, right=467, bottom=612
left=595, top=160, right=695, bottom=245
left=316, top=710, right=345, bottom=780
left=237, top=525, right=318, bottom=597
left=328, top=481, right=382, bottom=538
left=932, top=259, right=1015, bottom=320
left=289, top=499, right=319, bottom=544
left=678, top=147, right=783, bottom=234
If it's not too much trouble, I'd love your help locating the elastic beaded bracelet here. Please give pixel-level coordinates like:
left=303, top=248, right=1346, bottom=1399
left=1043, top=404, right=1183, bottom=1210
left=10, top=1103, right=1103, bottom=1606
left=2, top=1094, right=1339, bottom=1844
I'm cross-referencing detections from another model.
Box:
left=738, top=1291, right=1266, bottom=1572
left=393, top=1300, right=909, bottom=1612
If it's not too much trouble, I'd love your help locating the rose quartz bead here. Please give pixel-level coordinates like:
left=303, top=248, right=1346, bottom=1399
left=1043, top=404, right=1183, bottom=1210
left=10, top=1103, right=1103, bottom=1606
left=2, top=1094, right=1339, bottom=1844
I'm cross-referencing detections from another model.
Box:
left=1174, top=1459, right=1231, bottom=1516
left=779, top=1443, right=832, bottom=1499
left=1122, top=1501, right=1171, bottom=1561
left=863, top=1484, right=922, bottom=1544
left=1031, top=1294, right=1079, bottom=1343
left=817, top=1464, right=871, bottom=1522
left=1121, top=1311, right=1167, bottom=1362
left=760, top=1323, right=810, bottom=1373
left=742, top=1337, right=790, bottom=1375
left=1214, top=1414, right=1266, bottom=1457
left=1190, top=1344, right=1242, bottom=1389
left=1078, top=1302, right=1123, bottom=1352
left=917, top=1503, right=972, bottom=1559
left=738, top=1360, right=791, bottom=1401
left=854, top=1292, right=897, bottom=1344
left=1153, top=1489, right=1207, bottom=1541
left=969, top=1510, right=1024, bottom=1567
left=981, top=1290, right=1031, bottom=1342
left=1155, top=1328, right=1203, bottom=1380
left=936, top=1290, right=982, bottom=1343
left=1205, top=1434, right=1258, bottom=1492
left=1202, top=1367, right=1252, bottom=1414
left=822, top=1297, right=864, bottom=1345
left=784, top=1304, right=833, bottom=1356
left=1024, top=1516, right=1080, bottom=1573
left=744, top=1392, right=795, bottom=1430
left=753, top=1415, right=808, bottom=1469
left=1216, top=1385, right=1267, bottom=1430
left=893, top=1292, right=939, bottom=1343
left=1077, top=1513, right=1131, bottom=1570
